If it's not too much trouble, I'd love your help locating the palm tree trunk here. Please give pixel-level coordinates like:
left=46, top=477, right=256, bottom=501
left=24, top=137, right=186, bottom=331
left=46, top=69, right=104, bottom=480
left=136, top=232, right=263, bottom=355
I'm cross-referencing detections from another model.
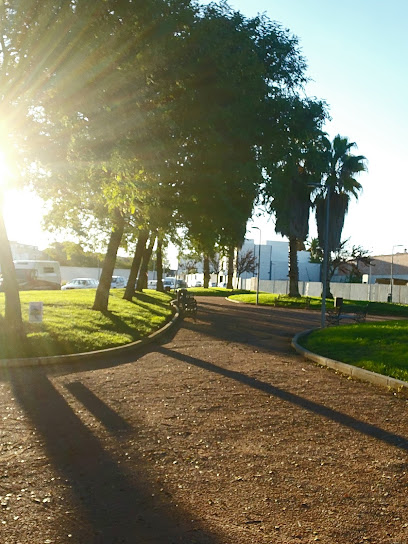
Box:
left=227, top=246, right=234, bottom=289
left=136, top=233, right=156, bottom=292
left=288, top=235, right=300, bottom=297
left=123, top=229, right=149, bottom=301
left=92, top=209, right=125, bottom=311
left=203, top=254, right=210, bottom=288
left=0, top=209, right=24, bottom=338
left=156, top=236, right=164, bottom=292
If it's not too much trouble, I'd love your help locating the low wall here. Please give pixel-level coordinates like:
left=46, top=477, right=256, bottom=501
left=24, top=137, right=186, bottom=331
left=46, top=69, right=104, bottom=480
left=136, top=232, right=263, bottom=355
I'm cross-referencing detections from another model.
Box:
left=241, top=277, right=408, bottom=304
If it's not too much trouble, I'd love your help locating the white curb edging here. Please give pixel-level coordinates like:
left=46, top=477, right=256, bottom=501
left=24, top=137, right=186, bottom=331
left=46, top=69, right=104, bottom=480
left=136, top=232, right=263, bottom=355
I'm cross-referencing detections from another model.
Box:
left=292, top=329, right=408, bottom=396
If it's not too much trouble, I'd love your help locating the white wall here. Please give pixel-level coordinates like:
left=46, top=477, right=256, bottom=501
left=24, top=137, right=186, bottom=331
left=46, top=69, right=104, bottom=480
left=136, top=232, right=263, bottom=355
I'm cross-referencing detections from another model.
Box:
left=241, top=277, right=408, bottom=304
left=240, top=239, right=320, bottom=282
left=61, top=267, right=131, bottom=283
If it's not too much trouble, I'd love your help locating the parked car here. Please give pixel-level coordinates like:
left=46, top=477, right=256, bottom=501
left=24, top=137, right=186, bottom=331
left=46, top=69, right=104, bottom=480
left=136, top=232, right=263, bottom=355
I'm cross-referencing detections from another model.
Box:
left=147, top=279, right=157, bottom=289
left=62, top=278, right=99, bottom=290
left=194, top=280, right=203, bottom=287
left=110, top=276, right=126, bottom=288
left=163, top=277, right=176, bottom=290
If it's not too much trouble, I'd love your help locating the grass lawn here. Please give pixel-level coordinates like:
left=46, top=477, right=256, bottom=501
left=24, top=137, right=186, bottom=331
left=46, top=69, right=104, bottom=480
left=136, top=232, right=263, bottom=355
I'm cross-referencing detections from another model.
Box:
left=186, top=287, right=251, bottom=297
left=229, top=293, right=408, bottom=318
left=299, top=320, right=408, bottom=383
left=0, top=289, right=173, bottom=359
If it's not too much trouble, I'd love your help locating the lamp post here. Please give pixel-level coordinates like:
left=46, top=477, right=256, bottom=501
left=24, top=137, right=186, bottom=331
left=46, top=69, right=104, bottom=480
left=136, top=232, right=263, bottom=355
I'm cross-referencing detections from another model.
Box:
left=252, top=226, right=261, bottom=305
left=320, top=185, right=331, bottom=328
left=390, top=244, right=403, bottom=303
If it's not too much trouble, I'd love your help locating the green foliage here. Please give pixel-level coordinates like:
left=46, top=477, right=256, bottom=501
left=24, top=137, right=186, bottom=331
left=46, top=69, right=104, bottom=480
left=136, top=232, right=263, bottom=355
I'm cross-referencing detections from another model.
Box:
left=42, top=241, right=133, bottom=268
left=0, top=289, right=173, bottom=359
left=300, top=321, right=408, bottom=383
left=315, top=135, right=367, bottom=253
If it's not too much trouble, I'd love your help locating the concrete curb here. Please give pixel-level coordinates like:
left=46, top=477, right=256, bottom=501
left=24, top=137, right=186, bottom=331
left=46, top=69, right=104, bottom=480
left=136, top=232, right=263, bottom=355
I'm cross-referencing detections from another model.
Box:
left=292, top=329, right=408, bottom=396
left=226, top=297, right=241, bottom=303
left=0, top=304, right=181, bottom=369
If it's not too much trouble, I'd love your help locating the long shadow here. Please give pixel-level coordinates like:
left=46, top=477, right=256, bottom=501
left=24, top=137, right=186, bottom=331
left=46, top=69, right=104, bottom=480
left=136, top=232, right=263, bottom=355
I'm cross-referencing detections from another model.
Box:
left=65, top=381, right=133, bottom=435
left=9, top=367, right=218, bottom=543
left=183, top=299, right=320, bottom=353
left=157, top=345, right=408, bottom=452
left=101, top=310, right=141, bottom=338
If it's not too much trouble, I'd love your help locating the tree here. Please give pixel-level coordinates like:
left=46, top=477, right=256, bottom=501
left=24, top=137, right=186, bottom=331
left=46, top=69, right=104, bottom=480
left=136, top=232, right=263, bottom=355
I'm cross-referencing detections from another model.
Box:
left=235, top=249, right=257, bottom=288
left=0, top=0, right=77, bottom=337
left=315, top=135, right=367, bottom=296
left=305, top=238, right=324, bottom=264
left=329, top=241, right=372, bottom=283
left=262, top=98, right=327, bottom=297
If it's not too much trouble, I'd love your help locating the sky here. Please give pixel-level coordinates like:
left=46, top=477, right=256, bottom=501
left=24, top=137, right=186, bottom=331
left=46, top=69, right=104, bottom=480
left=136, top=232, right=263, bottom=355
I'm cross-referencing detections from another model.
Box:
left=3, top=0, right=408, bottom=262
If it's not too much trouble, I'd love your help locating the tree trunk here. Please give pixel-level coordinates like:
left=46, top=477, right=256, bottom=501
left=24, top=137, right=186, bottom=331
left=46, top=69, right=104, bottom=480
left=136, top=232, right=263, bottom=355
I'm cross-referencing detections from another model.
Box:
left=136, top=233, right=156, bottom=292
left=0, top=208, right=24, bottom=339
left=156, top=237, right=164, bottom=292
left=288, top=235, right=300, bottom=297
left=203, top=254, right=210, bottom=288
left=123, top=229, right=149, bottom=301
left=227, top=246, right=234, bottom=289
left=93, top=209, right=125, bottom=311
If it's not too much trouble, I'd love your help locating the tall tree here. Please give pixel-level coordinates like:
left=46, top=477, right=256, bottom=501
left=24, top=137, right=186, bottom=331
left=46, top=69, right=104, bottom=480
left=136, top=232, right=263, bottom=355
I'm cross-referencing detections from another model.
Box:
left=315, top=135, right=367, bottom=296
left=262, top=98, right=327, bottom=296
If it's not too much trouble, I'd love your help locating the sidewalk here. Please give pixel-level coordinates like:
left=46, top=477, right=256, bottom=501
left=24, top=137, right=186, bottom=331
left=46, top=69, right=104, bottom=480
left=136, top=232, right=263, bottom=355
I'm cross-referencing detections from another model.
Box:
left=0, top=297, right=407, bottom=543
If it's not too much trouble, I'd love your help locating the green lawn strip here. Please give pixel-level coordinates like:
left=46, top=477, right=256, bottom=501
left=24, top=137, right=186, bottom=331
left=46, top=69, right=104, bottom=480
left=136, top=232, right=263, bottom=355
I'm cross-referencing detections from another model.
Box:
left=185, top=287, right=251, bottom=297
left=229, top=293, right=322, bottom=308
left=0, top=289, right=173, bottom=359
left=229, top=293, right=408, bottom=317
left=299, top=321, right=408, bottom=383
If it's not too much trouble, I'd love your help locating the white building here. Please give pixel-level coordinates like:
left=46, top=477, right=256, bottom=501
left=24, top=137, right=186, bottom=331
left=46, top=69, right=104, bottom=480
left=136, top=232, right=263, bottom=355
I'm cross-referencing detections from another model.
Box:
left=237, top=239, right=320, bottom=283
left=183, top=239, right=320, bottom=287
left=10, top=241, right=43, bottom=260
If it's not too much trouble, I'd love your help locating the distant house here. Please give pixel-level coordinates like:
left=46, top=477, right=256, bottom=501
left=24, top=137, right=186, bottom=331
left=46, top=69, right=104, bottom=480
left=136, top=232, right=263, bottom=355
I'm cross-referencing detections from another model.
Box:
left=360, top=251, right=408, bottom=285
left=333, top=251, right=408, bottom=284
left=9, top=241, right=43, bottom=261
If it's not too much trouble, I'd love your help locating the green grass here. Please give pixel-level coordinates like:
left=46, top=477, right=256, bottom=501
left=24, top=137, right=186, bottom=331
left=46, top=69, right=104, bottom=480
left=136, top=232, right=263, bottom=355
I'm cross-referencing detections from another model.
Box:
left=300, top=321, right=408, bottom=383
left=228, top=293, right=408, bottom=318
left=0, top=289, right=173, bottom=359
left=186, top=287, right=251, bottom=297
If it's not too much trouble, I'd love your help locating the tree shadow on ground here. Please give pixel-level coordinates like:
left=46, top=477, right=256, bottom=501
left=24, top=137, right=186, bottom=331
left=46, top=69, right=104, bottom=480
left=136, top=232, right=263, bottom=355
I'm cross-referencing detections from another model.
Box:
left=182, top=298, right=320, bottom=354
left=9, top=367, right=219, bottom=543
left=101, top=310, right=142, bottom=338
left=157, top=345, right=408, bottom=452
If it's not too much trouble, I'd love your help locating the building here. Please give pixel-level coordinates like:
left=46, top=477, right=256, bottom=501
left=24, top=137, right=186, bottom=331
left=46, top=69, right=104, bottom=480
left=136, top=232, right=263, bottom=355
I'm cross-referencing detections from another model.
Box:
left=357, top=251, right=408, bottom=284
left=9, top=241, right=43, bottom=260
left=182, top=239, right=320, bottom=287
left=237, top=239, right=320, bottom=283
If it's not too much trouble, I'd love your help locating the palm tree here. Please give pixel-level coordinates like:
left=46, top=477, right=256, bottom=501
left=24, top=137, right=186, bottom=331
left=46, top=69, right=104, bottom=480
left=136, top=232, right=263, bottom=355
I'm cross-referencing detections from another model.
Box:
left=263, top=98, right=327, bottom=297
left=315, top=135, right=367, bottom=296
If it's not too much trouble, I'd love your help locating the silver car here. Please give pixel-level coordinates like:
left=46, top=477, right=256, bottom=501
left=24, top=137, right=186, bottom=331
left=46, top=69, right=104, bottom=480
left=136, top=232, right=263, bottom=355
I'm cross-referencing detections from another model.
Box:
left=110, top=276, right=126, bottom=288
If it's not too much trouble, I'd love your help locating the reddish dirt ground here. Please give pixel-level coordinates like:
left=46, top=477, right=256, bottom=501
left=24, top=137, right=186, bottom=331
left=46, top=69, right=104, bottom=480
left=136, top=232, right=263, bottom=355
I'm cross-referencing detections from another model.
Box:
left=0, top=297, right=407, bottom=544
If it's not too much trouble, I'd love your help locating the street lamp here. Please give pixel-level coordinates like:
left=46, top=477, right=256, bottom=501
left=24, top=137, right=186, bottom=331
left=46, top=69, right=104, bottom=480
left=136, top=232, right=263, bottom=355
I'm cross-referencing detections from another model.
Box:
left=390, top=244, right=403, bottom=302
left=252, top=226, right=261, bottom=305
left=308, top=181, right=330, bottom=328
left=320, top=185, right=331, bottom=328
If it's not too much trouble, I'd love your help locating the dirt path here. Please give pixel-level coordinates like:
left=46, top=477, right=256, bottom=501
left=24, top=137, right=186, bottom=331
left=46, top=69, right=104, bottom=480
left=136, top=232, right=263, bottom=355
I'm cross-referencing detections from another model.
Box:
left=0, top=297, right=407, bottom=544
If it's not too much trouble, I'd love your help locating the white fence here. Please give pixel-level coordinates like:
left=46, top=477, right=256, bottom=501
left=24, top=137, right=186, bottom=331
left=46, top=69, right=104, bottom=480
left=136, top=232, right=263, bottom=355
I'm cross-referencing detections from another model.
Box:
left=241, top=277, right=408, bottom=305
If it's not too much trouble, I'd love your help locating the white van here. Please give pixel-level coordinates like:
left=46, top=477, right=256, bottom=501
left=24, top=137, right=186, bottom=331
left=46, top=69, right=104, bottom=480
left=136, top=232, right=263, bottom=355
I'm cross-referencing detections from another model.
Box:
left=1, top=260, right=62, bottom=290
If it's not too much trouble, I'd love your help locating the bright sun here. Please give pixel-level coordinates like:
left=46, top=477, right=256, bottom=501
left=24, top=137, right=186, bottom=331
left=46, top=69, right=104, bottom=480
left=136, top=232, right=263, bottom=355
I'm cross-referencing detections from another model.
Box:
left=3, top=188, right=48, bottom=248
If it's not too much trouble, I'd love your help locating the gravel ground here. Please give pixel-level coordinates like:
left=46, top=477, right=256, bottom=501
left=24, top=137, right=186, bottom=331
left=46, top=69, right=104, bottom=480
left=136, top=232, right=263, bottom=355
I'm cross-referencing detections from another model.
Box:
left=0, top=297, right=407, bottom=544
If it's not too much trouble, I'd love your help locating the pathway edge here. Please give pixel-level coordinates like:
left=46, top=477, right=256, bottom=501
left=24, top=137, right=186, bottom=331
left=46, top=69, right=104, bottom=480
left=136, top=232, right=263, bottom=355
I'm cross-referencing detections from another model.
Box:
left=292, top=329, right=408, bottom=396
left=0, top=304, right=180, bottom=368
